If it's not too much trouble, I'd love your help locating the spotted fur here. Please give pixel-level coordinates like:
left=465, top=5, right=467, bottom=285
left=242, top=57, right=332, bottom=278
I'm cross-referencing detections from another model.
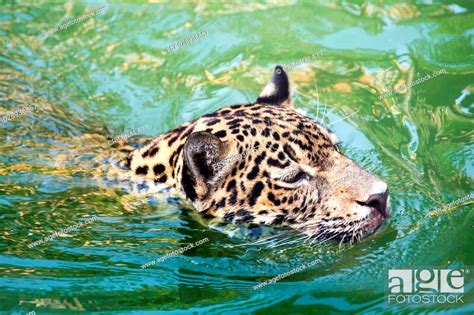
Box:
left=123, top=66, right=390, bottom=243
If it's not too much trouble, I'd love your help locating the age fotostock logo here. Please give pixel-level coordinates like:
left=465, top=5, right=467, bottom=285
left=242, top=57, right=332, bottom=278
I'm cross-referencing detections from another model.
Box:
left=387, top=268, right=470, bottom=304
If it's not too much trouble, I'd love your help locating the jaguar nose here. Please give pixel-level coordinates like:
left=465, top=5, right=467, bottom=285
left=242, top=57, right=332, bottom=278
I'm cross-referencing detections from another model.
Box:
left=358, top=189, right=389, bottom=218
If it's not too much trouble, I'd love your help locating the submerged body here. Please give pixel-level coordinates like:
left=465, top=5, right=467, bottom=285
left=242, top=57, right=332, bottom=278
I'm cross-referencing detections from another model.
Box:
left=122, top=66, right=390, bottom=243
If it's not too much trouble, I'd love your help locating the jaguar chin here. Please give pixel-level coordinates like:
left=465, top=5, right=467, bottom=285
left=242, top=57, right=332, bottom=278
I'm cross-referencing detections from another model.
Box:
left=121, top=66, right=390, bottom=244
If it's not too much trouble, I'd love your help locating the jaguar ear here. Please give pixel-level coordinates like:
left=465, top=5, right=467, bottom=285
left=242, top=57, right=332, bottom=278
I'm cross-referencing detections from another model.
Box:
left=182, top=132, right=233, bottom=201
left=257, top=65, right=291, bottom=106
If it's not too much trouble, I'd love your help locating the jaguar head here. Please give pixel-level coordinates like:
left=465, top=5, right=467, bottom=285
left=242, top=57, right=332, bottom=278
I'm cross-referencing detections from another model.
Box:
left=179, top=66, right=390, bottom=243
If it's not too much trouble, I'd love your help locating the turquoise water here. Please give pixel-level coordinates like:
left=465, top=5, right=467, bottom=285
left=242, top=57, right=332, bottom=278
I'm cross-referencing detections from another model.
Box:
left=0, top=1, right=473, bottom=314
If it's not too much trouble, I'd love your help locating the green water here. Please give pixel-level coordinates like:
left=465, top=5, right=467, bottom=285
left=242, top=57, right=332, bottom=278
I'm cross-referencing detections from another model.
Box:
left=1, top=1, right=473, bottom=314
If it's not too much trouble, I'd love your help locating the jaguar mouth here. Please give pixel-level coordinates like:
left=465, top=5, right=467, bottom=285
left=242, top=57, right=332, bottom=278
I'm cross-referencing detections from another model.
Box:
left=313, top=199, right=390, bottom=244
left=361, top=209, right=385, bottom=235
left=357, top=197, right=391, bottom=239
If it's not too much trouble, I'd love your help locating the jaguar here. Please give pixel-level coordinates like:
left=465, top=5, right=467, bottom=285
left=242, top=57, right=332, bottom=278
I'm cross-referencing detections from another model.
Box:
left=120, top=66, right=390, bottom=243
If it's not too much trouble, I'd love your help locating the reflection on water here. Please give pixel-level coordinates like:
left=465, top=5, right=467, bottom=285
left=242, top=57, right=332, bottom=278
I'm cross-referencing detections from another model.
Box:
left=0, top=1, right=472, bottom=313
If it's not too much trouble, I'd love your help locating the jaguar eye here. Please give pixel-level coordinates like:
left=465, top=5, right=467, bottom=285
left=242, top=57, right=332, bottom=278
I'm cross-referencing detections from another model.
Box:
left=283, top=171, right=307, bottom=183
